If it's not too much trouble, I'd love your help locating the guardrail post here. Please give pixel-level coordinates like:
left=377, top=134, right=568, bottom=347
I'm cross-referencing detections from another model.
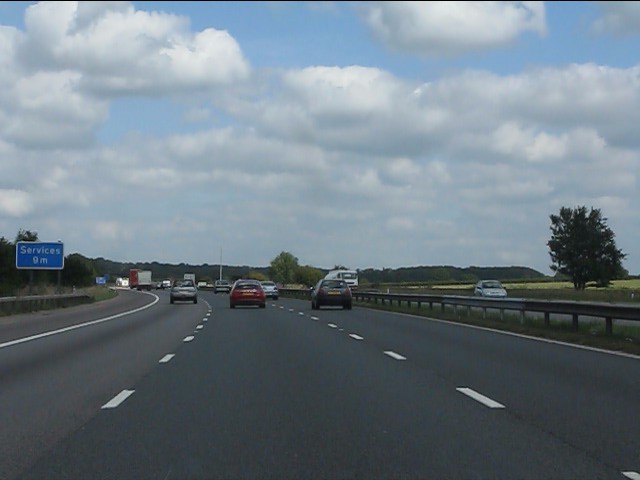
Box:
left=429, top=301, right=433, bottom=310
left=572, top=314, right=579, bottom=331
left=605, top=317, right=613, bottom=336
left=520, top=310, right=525, bottom=325
left=544, top=312, right=550, bottom=327
left=482, top=307, right=486, bottom=320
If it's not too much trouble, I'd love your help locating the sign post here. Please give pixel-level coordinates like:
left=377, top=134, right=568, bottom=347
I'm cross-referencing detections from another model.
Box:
left=16, top=241, right=65, bottom=270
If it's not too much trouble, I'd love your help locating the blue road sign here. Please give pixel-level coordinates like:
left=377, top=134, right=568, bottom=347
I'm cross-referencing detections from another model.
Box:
left=16, top=241, right=65, bottom=270
left=96, top=276, right=107, bottom=285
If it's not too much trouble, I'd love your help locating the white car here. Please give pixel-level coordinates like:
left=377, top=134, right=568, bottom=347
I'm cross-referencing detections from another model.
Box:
left=474, top=280, right=507, bottom=298
left=260, top=281, right=279, bottom=300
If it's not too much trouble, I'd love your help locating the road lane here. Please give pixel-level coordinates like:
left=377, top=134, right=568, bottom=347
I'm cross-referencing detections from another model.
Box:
left=0, top=289, right=209, bottom=480
left=18, top=294, right=628, bottom=479
left=283, top=297, right=640, bottom=475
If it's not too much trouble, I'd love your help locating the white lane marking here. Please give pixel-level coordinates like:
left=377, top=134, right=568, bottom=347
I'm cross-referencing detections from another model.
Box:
left=279, top=306, right=284, bottom=309
left=299, top=312, right=304, bottom=316
left=339, top=328, right=344, bottom=332
left=310, top=316, right=319, bottom=321
left=183, top=336, right=195, bottom=342
left=0, top=294, right=160, bottom=350
left=328, top=323, right=338, bottom=329
left=384, top=351, right=406, bottom=360
left=159, top=354, right=175, bottom=364
left=456, top=387, right=505, bottom=409
left=102, top=390, right=135, bottom=409
left=289, top=308, right=294, bottom=312
left=196, top=325, right=203, bottom=330
left=349, top=334, right=364, bottom=341
left=622, top=472, right=640, bottom=480
left=206, top=312, right=211, bottom=316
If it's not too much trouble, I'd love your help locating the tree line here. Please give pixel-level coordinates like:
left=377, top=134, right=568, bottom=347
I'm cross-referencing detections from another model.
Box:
left=0, top=205, right=629, bottom=296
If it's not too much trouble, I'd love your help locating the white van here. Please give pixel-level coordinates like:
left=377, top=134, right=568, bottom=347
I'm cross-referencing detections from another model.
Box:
left=324, top=269, right=358, bottom=290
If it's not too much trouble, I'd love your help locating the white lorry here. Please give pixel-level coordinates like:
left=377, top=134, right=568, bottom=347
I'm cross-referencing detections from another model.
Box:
left=136, top=270, right=153, bottom=290
left=184, top=273, right=196, bottom=284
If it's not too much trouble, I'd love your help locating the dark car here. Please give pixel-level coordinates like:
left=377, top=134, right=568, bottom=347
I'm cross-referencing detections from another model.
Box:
left=229, top=279, right=266, bottom=308
left=214, top=279, right=232, bottom=294
left=311, top=279, right=352, bottom=310
left=170, top=279, right=198, bottom=304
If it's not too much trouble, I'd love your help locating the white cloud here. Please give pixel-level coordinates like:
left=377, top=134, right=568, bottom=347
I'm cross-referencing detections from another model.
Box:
left=592, top=1, right=640, bottom=36
left=19, top=1, right=250, bottom=96
left=0, top=189, right=33, bottom=217
left=0, top=2, right=638, bottom=274
left=359, top=1, right=547, bottom=57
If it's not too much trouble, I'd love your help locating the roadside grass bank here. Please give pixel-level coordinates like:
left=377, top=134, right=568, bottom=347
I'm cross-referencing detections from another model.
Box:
left=0, top=285, right=118, bottom=317
left=375, top=282, right=640, bottom=304
left=355, top=299, right=640, bottom=357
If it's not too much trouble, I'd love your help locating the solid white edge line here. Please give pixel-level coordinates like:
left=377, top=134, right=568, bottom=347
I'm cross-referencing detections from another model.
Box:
left=0, top=293, right=160, bottom=350
left=349, top=334, right=364, bottom=340
left=159, top=354, right=175, bottom=364
left=384, top=350, right=406, bottom=360
left=183, top=336, right=195, bottom=342
left=457, top=387, right=505, bottom=409
left=622, top=472, right=640, bottom=480
left=368, top=307, right=640, bottom=361
left=101, top=389, right=135, bottom=409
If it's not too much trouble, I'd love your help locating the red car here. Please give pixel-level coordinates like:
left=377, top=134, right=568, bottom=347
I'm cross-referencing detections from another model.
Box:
left=229, top=279, right=266, bottom=308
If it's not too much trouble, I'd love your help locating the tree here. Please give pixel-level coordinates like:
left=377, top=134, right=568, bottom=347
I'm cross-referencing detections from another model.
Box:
left=295, top=265, right=324, bottom=287
left=547, top=206, right=626, bottom=290
left=269, top=251, right=299, bottom=285
left=62, top=254, right=96, bottom=287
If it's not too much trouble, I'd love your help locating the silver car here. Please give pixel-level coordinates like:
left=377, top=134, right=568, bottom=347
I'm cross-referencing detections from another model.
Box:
left=170, top=279, right=198, bottom=304
left=260, top=281, right=279, bottom=300
left=474, top=280, right=507, bottom=298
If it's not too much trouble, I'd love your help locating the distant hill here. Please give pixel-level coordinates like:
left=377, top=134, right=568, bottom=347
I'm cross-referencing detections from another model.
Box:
left=90, top=257, right=545, bottom=285
left=358, top=265, right=546, bottom=285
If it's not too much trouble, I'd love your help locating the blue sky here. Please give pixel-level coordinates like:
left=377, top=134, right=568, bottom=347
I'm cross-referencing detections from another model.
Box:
left=0, top=2, right=639, bottom=275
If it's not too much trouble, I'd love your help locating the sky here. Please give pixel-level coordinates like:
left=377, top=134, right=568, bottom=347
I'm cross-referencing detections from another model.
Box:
left=0, top=1, right=639, bottom=275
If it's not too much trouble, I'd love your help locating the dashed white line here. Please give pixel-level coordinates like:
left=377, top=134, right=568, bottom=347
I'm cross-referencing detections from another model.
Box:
left=310, top=316, right=319, bottom=321
left=159, top=354, right=175, bottom=364
left=349, top=334, right=364, bottom=341
left=299, top=312, right=305, bottom=316
left=456, top=387, right=505, bottom=409
left=384, top=351, right=406, bottom=360
left=289, top=308, right=295, bottom=312
left=206, top=312, right=211, bottom=317
left=196, top=325, right=204, bottom=330
left=622, top=472, right=640, bottom=480
left=328, top=323, right=338, bottom=329
left=183, top=335, right=195, bottom=342
left=102, top=390, right=135, bottom=409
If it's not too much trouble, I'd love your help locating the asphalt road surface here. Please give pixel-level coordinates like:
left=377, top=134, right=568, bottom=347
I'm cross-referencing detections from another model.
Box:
left=1, top=288, right=639, bottom=479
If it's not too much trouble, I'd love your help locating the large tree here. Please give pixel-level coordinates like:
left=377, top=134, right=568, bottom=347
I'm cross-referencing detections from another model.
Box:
left=547, top=206, right=626, bottom=290
left=269, top=251, right=299, bottom=285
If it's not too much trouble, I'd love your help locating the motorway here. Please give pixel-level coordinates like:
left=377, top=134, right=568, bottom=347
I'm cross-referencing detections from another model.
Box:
left=0, top=288, right=639, bottom=479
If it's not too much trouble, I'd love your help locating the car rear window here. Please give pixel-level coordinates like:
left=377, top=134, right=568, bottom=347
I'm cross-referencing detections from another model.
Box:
left=322, top=280, right=346, bottom=289
left=236, top=282, right=260, bottom=290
